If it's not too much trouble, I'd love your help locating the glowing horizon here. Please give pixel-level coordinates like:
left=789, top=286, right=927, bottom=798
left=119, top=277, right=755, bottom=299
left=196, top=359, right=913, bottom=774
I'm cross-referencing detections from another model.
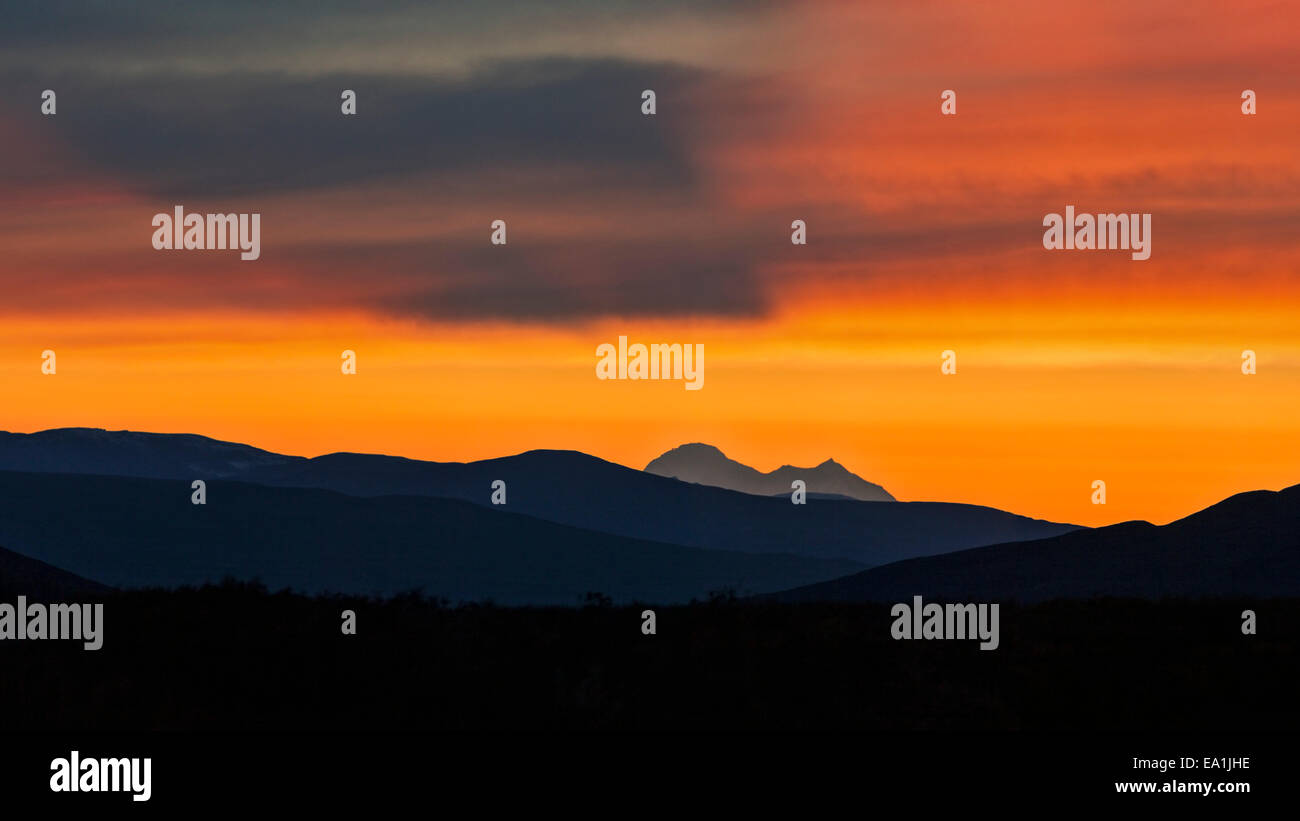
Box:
left=3, top=0, right=1298, bottom=527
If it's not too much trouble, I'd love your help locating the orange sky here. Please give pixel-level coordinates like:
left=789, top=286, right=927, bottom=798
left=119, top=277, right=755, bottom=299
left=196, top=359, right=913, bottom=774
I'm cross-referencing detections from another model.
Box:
left=2, top=0, right=1298, bottom=527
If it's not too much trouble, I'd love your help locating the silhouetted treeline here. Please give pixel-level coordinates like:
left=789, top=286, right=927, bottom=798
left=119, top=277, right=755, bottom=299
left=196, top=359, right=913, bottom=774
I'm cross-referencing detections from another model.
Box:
left=4, top=581, right=1296, bottom=733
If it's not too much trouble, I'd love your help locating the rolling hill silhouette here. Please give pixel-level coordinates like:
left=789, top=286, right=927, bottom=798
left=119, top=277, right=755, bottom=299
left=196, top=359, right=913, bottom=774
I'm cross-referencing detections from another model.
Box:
left=0, top=543, right=111, bottom=599
left=0, top=470, right=862, bottom=605
left=644, top=443, right=896, bottom=501
left=0, top=429, right=1080, bottom=567
left=0, top=428, right=295, bottom=478
left=772, top=484, right=1300, bottom=602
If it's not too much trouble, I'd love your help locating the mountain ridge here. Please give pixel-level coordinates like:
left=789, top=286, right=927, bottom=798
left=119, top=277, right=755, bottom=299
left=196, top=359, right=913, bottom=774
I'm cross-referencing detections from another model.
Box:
left=645, top=442, right=896, bottom=502
left=0, top=469, right=863, bottom=605
left=0, top=428, right=1080, bottom=568
left=771, top=484, right=1300, bottom=602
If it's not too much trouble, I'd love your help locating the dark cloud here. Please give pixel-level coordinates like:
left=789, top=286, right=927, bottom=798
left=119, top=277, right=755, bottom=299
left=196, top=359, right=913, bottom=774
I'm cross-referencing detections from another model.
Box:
left=0, top=235, right=772, bottom=322
left=286, top=237, right=770, bottom=321
left=0, top=58, right=703, bottom=197
left=0, top=1, right=763, bottom=49
left=0, top=0, right=778, bottom=79
left=0, top=39, right=789, bottom=324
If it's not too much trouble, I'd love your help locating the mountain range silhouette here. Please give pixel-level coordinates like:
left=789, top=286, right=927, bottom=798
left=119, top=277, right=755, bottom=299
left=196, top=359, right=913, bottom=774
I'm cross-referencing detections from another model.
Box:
left=645, top=443, right=895, bottom=501
left=0, top=428, right=1293, bottom=603
left=0, top=429, right=1078, bottom=569
left=773, top=484, right=1300, bottom=602
left=0, top=471, right=865, bottom=604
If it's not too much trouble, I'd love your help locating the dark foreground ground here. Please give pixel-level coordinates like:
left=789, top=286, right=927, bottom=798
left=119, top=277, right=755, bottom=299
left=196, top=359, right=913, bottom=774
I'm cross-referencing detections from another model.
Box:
left=3, top=582, right=1296, bottom=733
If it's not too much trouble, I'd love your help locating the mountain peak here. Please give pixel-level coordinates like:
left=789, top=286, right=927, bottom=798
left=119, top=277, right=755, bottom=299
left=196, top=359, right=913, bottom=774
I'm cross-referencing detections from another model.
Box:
left=645, top=444, right=894, bottom=502
left=660, top=443, right=728, bottom=459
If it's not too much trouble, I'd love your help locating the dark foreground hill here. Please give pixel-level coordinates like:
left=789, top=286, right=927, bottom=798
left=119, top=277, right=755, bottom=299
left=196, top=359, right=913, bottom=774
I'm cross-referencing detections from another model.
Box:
left=0, top=543, right=110, bottom=599
left=0, top=429, right=1080, bottom=566
left=0, top=470, right=860, bottom=605
left=773, top=484, right=1300, bottom=602
left=3, top=583, right=1295, bottom=733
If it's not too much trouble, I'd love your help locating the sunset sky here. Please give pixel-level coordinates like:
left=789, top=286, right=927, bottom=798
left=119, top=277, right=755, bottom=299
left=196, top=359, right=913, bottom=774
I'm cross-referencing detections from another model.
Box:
left=2, top=0, right=1298, bottom=527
